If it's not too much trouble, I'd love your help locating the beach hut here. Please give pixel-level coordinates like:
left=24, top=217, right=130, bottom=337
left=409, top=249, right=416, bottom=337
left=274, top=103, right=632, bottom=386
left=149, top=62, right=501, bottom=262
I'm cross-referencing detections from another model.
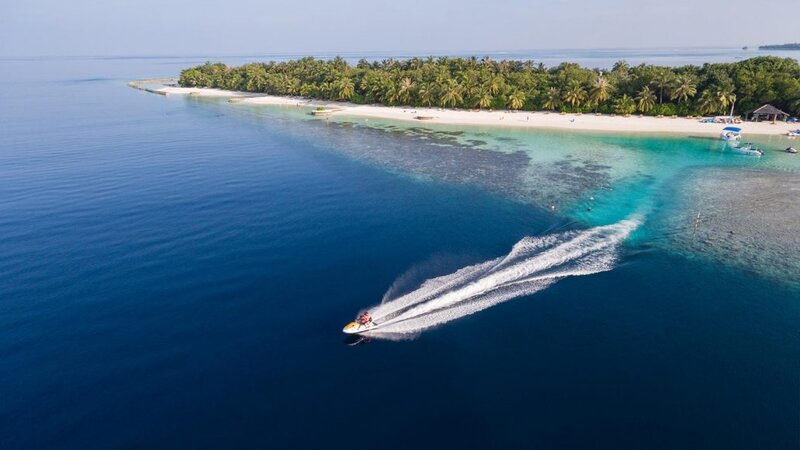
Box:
left=750, top=104, right=789, bottom=123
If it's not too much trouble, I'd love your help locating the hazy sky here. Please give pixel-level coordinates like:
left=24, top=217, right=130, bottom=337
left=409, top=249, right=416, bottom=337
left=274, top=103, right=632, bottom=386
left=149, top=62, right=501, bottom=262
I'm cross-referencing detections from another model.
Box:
left=2, top=0, right=798, bottom=56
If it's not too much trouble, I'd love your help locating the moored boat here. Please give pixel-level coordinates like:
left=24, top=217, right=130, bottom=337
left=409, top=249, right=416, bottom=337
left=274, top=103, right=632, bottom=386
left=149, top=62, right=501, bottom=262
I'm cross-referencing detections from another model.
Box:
left=720, top=126, right=742, bottom=141
left=732, top=142, right=764, bottom=156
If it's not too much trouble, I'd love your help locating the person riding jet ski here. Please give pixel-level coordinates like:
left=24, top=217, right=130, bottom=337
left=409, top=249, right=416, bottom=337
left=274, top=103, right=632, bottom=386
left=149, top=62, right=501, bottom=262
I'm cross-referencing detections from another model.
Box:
left=342, top=312, right=376, bottom=334
left=357, top=312, right=373, bottom=326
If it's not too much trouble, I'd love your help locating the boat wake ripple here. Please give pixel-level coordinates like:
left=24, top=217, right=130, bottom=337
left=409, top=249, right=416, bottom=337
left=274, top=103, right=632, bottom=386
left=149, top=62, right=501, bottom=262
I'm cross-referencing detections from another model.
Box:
left=362, top=218, right=640, bottom=339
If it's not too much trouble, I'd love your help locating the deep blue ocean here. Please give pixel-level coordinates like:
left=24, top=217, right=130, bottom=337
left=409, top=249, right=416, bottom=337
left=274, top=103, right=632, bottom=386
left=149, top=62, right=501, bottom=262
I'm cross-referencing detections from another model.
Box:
left=1, top=53, right=798, bottom=449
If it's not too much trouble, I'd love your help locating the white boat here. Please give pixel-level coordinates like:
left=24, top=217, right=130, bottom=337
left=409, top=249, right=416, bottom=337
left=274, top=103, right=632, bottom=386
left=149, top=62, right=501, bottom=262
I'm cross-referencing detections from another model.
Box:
left=787, top=147, right=798, bottom=154
left=732, top=142, right=764, bottom=156
left=720, top=126, right=742, bottom=141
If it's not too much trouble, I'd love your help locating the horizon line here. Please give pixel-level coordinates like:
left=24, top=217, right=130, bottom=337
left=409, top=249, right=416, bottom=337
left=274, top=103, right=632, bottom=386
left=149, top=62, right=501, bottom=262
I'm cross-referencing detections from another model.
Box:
left=1, top=45, right=783, bottom=60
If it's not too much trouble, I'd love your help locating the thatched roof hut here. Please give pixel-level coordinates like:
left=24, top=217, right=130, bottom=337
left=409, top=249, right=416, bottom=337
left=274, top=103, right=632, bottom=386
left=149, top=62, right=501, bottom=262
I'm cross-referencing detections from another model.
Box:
left=750, top=104, right=789, bottom=122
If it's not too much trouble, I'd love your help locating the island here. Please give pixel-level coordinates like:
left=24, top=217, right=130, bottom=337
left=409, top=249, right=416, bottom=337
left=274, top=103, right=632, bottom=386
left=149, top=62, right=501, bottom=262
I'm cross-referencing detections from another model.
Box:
left=759, top=43, right=800, bottom=50
left=133, top=56, right=799, bottom=136
left=175, top=56, right=799, bottom=122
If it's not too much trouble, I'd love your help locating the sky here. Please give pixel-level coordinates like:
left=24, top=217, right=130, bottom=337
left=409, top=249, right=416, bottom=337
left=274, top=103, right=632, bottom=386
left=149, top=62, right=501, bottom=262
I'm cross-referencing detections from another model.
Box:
left=2, top=0, right=798, bottom=57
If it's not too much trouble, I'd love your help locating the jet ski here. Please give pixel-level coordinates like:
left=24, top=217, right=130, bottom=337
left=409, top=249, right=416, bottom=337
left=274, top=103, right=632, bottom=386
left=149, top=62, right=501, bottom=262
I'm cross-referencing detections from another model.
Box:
left=342, top=321, right=377, bottom=334
left=342, top=312, right=377, bottom=334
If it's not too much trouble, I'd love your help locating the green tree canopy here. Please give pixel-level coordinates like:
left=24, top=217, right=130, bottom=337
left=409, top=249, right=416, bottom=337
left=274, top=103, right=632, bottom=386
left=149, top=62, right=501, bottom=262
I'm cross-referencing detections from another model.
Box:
left=178, top=56, right=800, bottom=116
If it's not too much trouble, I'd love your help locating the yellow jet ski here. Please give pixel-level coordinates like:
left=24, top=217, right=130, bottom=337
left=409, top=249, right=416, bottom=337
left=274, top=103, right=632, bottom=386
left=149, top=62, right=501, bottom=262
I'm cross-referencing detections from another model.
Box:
left=342, top=312, right=377, bottom=334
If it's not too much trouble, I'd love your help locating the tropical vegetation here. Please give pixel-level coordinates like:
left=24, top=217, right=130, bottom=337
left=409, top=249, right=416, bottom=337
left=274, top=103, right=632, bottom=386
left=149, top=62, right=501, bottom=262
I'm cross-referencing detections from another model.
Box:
left=179, top=56, right=800, bottom=116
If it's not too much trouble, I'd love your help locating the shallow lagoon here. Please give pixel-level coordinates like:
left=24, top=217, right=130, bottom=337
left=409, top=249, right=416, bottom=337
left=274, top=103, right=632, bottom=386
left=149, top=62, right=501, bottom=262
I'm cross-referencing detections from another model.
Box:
left=226, top=98, right=800, bottom=241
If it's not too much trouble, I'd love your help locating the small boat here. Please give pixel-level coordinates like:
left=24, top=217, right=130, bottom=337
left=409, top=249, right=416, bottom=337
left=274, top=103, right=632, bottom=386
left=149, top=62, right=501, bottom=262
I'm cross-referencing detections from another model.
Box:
left=732, top=142, right=764, bottom=156
left=788, top=129, right=800, bottom=137
left=414, top=115, right=435, bottom=120
left=720, top=126, right=742, bottom=141
left=787, top=147, right=798, bottom=154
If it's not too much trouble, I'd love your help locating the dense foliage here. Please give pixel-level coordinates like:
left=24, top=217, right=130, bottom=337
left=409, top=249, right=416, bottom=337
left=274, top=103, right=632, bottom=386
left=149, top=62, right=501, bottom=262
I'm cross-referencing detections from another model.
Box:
left=179, top=56, right=800, bottom=116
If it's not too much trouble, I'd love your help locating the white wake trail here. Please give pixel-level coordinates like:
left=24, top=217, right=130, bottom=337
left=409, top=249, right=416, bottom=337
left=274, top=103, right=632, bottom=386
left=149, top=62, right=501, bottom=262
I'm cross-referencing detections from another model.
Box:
left=359, top=218, right=640, bottom=339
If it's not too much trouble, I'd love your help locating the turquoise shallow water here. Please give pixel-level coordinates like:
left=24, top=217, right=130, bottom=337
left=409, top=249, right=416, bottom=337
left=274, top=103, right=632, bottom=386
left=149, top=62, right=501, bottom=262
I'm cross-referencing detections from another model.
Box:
left=0, top=56, right=798, bottom=449
left=229, top=99, right=800, bottom=228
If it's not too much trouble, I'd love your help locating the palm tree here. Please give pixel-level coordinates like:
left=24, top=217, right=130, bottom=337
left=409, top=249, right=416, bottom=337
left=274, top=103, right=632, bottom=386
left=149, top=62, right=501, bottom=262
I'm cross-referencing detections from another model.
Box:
left=318, top=81, right=333, bottom=99
left=460, top=71, right=480, bottom=104
left=285, top=77, right=300, bottom=96
left=397, top=77, right=415, bottom=104
left=562, top=81, right=587, bottom=109
left=542, top=87, right=561, bottom=111
left=439, top=80, right=463, bottom=108
left=670, top=75, right=697, bottom=103
left=244, top=66, right=266, bottom=92
left=486, top=75, right=504, bottom=96
left=299, top=83, right=314, bottom=98
left=475, top=88, right=494, bottom=109
left=417, top=83, right=435, bottom=107
left=497, top=60, right=511, bottom=74
left=330, top=55, right=347, bottom=72
left=335, top=77, right=355, bottom=101
left=651, top=69, right=675, bottom=104
left=507, top=90, right=526, bottom=110
left=383, top=81, right=399, bottom=104
left=636, top=86, right=657, bottom=113
left=612, top=60, right=630, bottom=78
left=614, top=94, right=635, bottom=115
left=716, top=86, right=736, bottom=115
left=361, top=72, right=392, bottom=103
left=696, top=90, right=719, bottom=115
left=589, top=74, right=613, bottom=111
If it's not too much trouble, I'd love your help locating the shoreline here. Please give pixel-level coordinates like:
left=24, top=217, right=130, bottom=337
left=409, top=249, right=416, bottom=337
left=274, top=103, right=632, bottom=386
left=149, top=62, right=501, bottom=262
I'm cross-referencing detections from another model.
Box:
left=145, top=82, right=797, bottom=137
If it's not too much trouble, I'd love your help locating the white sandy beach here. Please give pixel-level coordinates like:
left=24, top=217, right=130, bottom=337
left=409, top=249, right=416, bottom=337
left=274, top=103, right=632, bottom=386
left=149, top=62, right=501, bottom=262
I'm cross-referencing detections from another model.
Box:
left=152, top=84, right=797, bottom=137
